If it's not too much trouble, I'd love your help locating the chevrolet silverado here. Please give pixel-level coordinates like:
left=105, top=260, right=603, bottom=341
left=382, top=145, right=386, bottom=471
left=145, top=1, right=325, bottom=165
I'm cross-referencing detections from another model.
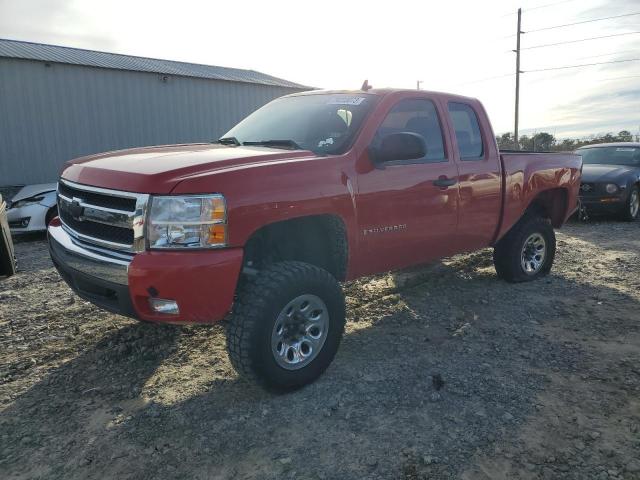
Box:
left=48, top=88, right=582, bottom=389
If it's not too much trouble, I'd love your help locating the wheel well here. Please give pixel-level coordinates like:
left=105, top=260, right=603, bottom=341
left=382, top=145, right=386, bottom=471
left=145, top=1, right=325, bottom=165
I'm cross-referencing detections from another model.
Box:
left=45, top=205, right=58, bottom=225
left=242, top=215, right=348, bottom=281
left=526, top=188, right=568, bottom=227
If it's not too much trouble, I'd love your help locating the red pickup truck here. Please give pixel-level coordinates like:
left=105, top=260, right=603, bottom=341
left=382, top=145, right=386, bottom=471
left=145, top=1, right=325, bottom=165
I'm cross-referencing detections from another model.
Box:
left=48, top=89, right=581, bottom=389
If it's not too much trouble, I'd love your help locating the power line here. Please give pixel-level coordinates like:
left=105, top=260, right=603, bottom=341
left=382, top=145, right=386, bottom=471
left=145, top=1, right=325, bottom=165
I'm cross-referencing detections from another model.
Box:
left=525, top=12, right=640, bottom=33
left=576, top=49, right=639, bottom=60
left=520, top=31, right=640, bottom=50
left=499, top=0, right=578, bottom=17
left=456, top=73, right=514, bottom=86
left=524, top=58, right=640, bottom=72
left=597, top=74, right=640, bottom=81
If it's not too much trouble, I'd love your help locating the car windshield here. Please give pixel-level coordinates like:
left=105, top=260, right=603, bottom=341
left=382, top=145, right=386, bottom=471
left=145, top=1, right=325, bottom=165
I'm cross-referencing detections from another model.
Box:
left=222, top=93, right=378, bottom=155
left=579, top=146, right=640, bottom=166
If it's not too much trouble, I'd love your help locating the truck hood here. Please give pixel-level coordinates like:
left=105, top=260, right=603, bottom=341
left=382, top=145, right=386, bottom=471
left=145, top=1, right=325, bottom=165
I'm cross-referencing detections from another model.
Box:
left=61, top=143, right=317, bottom=193
left=581, top=164, right=640, bottom=183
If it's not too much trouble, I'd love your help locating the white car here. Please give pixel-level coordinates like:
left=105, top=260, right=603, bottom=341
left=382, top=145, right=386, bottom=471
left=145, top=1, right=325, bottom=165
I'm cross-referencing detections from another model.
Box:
left=6, top=183, right=58, bottom=233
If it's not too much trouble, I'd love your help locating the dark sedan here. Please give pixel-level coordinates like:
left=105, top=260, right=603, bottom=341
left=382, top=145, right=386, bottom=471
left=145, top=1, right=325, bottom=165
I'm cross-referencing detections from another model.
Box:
left=576, top=143, right=640, bottom=221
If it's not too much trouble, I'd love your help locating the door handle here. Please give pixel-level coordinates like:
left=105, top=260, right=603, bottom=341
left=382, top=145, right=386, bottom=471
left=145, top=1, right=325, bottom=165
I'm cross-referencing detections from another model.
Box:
left=433, top=176, right=457, bottom=188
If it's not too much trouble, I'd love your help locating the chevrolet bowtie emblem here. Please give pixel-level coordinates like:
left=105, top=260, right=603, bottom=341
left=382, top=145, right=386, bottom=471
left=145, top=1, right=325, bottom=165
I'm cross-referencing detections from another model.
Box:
left=69, top=199, right=84, bottom=220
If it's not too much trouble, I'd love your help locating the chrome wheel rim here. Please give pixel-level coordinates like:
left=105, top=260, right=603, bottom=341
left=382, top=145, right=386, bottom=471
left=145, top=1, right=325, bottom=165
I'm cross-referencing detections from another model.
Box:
left=630, top=190, right=639, bottom=218
left=271, top=294, right=329, bottom=370
left=520, top=233, right=546, bottom=275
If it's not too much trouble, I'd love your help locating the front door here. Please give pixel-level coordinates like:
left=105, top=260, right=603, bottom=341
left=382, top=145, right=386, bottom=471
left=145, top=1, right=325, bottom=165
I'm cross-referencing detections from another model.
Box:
left=355, top=96, right=460, bottom=275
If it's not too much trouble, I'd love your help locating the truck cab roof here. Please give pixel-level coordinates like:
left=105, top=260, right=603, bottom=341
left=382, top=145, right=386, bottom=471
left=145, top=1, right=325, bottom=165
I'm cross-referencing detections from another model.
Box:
left=286, top=88, right=480, bottom=103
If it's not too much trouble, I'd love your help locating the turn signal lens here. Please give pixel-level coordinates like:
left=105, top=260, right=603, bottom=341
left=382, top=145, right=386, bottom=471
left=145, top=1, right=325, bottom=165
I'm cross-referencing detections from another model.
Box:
left=211, top=198, right=226, bottom=221
left=207, top=224, right=226, bottom=245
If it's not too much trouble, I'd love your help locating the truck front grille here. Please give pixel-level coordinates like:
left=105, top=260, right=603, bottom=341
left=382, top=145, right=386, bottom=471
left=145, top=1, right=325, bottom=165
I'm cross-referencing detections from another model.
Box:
left=57, top=179, right=149, bottom=252
left=58, top=181, right=137, bottom=212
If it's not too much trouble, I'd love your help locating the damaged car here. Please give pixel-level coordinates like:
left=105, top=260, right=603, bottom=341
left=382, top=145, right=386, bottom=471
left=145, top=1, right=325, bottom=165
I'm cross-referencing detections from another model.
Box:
left=6, top=183, right=58, bottom=233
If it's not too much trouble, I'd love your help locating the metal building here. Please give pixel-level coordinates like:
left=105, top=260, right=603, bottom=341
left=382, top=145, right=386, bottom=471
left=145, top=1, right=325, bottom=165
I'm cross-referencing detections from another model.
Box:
left=0, top=38, right=308, bottom=186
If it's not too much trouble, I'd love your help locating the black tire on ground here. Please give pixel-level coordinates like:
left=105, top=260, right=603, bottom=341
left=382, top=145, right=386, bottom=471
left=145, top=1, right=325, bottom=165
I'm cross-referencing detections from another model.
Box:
left=227, top=261, right=346, bottom=390
left=493, top=215, right=556, bottom=283
left=45, top=206, right=58, bottom=226
left=620, top=185, right=639, bottom=222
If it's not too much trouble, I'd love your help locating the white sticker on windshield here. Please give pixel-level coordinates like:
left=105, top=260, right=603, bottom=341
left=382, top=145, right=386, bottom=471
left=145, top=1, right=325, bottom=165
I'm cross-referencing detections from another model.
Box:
left=327, top=96, right=366, bottom=106
left=616, top=147, right=636, bottom=151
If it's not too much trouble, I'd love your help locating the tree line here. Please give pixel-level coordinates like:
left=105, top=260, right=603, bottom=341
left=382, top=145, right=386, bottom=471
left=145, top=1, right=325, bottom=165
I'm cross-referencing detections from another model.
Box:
left=495, top=130, right=636, bottom=152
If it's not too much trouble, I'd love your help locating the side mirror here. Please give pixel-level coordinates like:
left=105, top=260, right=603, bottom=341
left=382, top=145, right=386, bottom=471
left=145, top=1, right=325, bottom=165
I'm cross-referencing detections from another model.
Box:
left=371, top=132, right=427, bottom=165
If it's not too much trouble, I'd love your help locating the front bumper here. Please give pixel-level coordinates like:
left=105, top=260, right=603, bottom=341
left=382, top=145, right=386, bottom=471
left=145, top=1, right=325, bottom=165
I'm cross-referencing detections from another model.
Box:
left=579, top=194, right=626, bottom=213
left=48, top=221, right=244, bottom=324
left=7, top=203, right=49, bottom=233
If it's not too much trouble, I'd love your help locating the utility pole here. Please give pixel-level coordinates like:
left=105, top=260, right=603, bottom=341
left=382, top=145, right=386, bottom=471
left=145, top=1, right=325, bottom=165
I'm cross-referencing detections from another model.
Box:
left=417, top=80, right=423, bottom=90
left=514, top=8, right=522, bottom=150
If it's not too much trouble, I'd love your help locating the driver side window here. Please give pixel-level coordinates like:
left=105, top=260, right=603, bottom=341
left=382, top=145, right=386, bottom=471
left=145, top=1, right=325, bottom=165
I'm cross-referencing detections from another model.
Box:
left=375, top=98, right=446, bottom=162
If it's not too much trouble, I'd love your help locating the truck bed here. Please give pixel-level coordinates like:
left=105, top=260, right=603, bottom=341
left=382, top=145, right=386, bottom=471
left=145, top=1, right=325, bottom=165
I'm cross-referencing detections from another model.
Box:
left=496, top=151, right=582, bottom=241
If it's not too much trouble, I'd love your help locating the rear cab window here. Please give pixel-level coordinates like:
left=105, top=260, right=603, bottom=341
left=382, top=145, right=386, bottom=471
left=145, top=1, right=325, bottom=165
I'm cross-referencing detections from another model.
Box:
left=448, top=102, right=484, bottom=160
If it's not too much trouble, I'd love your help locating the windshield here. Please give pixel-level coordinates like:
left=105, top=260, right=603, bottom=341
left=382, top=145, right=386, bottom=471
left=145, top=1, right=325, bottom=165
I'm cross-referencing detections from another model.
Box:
left=579, top=146, right=640, bottom=166
left=222, top=93, right=378, bottom=155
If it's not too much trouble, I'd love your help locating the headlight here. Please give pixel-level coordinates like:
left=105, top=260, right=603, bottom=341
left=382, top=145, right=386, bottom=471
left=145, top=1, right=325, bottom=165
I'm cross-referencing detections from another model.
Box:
left=10, top=195, right=45, bottom=209
left=147, top=195, right=227, bottom=249
left=605, top=184, right=618, bottom=194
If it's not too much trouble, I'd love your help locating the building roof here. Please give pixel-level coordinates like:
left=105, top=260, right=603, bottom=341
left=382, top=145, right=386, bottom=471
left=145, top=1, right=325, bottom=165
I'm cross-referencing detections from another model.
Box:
left=0, top=38, right=308, bottom=89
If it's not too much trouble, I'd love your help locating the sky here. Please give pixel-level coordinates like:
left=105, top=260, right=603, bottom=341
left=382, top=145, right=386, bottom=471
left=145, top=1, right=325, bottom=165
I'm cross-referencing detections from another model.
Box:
left=0, top=0, right=638, bottom=139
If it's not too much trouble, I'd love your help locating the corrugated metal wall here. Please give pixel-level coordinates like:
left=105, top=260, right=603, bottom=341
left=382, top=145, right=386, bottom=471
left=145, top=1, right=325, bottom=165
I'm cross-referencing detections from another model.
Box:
left=0, top=58, right=303, bottom=185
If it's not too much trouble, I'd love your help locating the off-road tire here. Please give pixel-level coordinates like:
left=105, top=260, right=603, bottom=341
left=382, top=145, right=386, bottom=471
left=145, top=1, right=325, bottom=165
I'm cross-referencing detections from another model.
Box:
left=620, top=186, right=639, bottom=222
left=227, top=261, right=345, bottom=390
left=493, top=215, right=556, bottom=283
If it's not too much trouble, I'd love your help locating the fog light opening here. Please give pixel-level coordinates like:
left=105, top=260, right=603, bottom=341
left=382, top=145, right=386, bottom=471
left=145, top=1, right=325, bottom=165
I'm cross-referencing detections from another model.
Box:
left=149, top=298, right=180, bottom=315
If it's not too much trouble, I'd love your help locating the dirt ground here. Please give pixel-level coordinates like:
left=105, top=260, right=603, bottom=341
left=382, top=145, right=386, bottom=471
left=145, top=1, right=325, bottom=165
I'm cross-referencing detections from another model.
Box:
left=1, top=220, right=639, bottom=480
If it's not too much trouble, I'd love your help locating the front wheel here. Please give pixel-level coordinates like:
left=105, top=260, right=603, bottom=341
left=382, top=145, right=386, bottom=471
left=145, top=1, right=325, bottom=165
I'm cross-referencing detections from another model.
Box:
left=621, top=186, right=639, bottom=222
left=227, top=261, right=346, bottom=390
left=493, top=215, right=556, bottom=283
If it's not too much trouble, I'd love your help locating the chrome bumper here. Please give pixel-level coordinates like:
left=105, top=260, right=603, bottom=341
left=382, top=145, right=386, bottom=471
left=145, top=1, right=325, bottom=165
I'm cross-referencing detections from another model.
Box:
left=48, top=223, right=132, bottom=285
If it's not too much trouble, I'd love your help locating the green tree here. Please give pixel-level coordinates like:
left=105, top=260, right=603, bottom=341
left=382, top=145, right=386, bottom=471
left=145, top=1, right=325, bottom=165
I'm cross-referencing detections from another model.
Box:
left=532, top=132, right=555, bottom=151
left=617, top=130, right=633, bottom=142
left=496, top=132, right=515, bottom=149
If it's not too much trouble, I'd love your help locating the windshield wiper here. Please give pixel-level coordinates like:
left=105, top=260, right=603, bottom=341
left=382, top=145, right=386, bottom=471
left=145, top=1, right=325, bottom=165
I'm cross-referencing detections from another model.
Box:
left=216, top=136, right=241, bottom=146
left=242, top=139, right=302, bottom=150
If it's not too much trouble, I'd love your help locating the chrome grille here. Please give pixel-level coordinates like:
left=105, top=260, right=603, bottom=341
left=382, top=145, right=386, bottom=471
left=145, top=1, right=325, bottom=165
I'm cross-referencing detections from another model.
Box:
left=57, top=179, right=149, bottom=252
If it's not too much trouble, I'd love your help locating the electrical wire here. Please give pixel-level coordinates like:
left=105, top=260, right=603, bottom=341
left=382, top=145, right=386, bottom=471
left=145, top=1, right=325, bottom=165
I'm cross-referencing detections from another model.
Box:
left=576, top=49, right=639, bottom=60
left=597, top=74, right=640, bottom=81
left=525, top=12, right=640, bottom=33
left=520, top=31, right=640, bottom=50
left=455, top=73, right=515, bottom=86
left=524, top=58, right=640, bottom=72
left=499, top=0, right=578, bottom=17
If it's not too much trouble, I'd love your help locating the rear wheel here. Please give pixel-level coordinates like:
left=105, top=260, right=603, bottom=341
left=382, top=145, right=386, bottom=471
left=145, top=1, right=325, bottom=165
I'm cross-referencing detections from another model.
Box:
left=493, top=215, right=556, bottom=283
left=227, top=261, right=345, bottom=390
left=621, top=186, right=639, bottom=222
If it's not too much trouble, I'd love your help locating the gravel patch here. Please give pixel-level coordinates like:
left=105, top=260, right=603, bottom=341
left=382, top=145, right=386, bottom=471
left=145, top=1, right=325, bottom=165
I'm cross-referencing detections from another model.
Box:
left=1, top=221, right=639, bottom=479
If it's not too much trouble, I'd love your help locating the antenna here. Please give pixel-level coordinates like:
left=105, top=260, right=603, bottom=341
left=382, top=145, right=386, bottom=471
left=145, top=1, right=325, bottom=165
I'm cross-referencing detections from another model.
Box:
left=360, top=79, right=372, bottom=91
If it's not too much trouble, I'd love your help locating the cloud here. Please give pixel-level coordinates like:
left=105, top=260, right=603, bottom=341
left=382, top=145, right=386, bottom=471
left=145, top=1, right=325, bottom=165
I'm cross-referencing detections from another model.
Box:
left=525, top=88, right=640, bottom=138
left=0, top=0, right=118, bottom=50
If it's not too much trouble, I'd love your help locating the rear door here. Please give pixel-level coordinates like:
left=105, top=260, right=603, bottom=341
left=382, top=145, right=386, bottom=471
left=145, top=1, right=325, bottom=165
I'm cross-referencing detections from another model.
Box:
left=445, top=100, right=502, bottom=252
left=355, top=96, right=460, bottom=275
